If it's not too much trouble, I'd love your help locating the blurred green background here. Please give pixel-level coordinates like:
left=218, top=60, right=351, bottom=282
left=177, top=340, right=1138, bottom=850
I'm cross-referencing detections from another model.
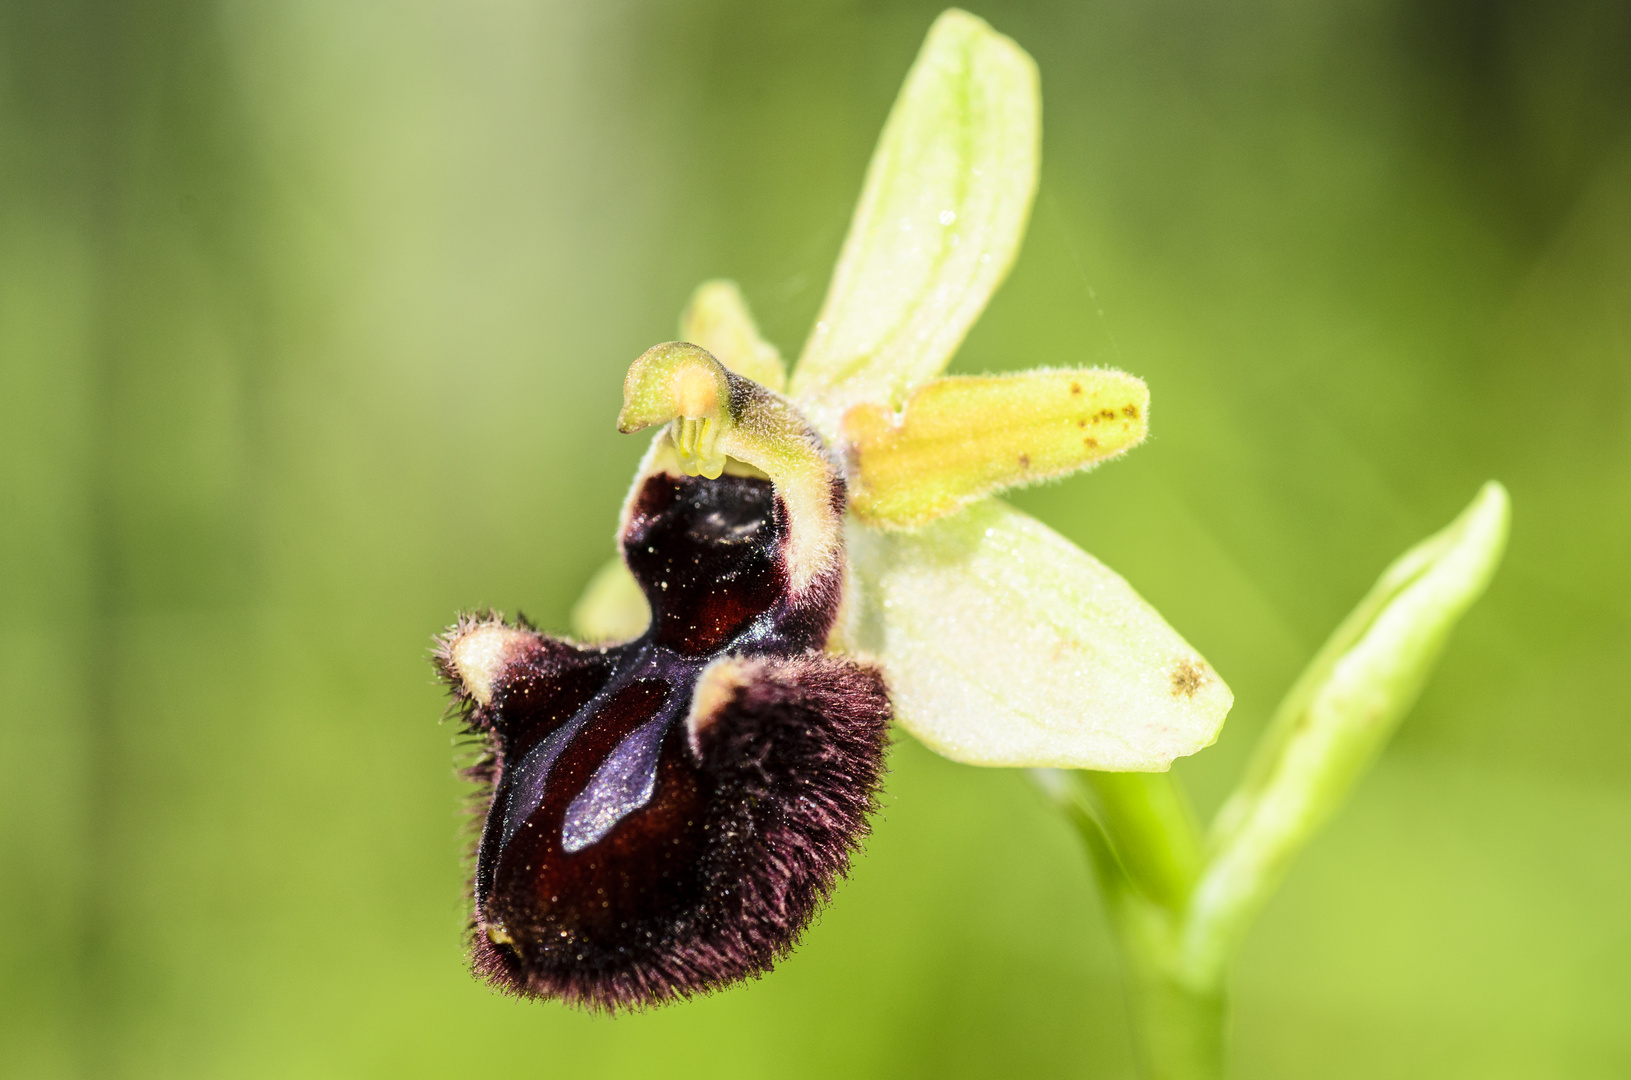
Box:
left=3, top=1, right=1628, bottom=1076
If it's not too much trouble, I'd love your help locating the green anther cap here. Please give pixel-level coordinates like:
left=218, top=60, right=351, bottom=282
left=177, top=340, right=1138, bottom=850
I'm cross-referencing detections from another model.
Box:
left=619, top=342, right=734, bottom=479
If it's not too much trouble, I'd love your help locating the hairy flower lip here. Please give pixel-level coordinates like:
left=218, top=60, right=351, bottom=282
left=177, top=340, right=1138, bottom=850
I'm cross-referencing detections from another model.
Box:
left=438, top=398, right=889, bottom=1011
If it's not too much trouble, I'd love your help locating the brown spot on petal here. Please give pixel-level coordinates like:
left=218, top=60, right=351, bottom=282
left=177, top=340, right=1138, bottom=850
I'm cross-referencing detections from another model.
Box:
left=1018, top=453, right=1031, bottom=469
left=1070, top=382, right=1082, bottom=395
left=1170, top=659, right=1208, bottom=699
left=1122, top=404, right=1140, bottom=419
left=1083, top=437, right=1099, bottom=448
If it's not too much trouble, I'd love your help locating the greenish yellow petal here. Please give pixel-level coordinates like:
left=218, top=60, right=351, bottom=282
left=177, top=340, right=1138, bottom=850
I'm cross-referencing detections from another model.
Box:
left=789, top=10, right=1039, bottom=436
left=570, top=556, right=650, bottom=643
left=843, top=368, right=1148, bottom=527
left=679, top=280, right=786, bottom=392
left=841, top=498, right=1232, bottom=771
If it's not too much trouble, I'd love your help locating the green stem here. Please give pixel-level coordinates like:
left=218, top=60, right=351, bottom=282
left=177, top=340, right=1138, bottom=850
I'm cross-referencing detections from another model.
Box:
left=1120, top=944, right=1225, bottom=1080
left=1044, top=770, right=1225, bottom=1080
left=1080, top=772, right=1202, bottom=912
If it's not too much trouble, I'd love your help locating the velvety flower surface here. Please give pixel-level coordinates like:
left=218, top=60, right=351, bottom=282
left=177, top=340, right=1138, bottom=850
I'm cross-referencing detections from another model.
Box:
left=436, top=8, right=1235, bottom=1010
left=438, top=358, right=890, bottom=1009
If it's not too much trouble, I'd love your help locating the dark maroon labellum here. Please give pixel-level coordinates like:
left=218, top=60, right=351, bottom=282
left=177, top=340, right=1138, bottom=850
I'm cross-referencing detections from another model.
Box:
left=435, top=469, right=890, bottom=1010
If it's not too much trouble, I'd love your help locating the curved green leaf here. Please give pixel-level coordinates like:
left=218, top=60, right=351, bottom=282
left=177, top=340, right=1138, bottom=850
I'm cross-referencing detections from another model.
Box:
left=1179, top=481, right=1510, bottom=986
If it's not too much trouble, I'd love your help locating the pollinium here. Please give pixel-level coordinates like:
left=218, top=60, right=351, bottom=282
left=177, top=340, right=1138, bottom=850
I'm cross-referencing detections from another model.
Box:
left=435, top=344, right=891, bottom=1010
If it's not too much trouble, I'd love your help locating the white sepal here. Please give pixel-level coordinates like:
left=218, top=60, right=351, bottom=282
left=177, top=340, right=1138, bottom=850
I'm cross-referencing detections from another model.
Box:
left=841, top=497, right=1232, bottom=771
left=789, top=9, right=1039, bottom=437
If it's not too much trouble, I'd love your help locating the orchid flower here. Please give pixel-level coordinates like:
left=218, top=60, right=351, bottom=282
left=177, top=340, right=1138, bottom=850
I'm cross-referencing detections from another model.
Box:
left=434, top=9, right=1231, bottom=1011
left=581, top=9, right=1232, bottom=772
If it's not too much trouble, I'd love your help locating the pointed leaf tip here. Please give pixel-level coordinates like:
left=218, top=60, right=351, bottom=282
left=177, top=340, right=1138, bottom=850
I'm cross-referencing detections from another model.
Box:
left=1181, top=481, right=1510, bottom=986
